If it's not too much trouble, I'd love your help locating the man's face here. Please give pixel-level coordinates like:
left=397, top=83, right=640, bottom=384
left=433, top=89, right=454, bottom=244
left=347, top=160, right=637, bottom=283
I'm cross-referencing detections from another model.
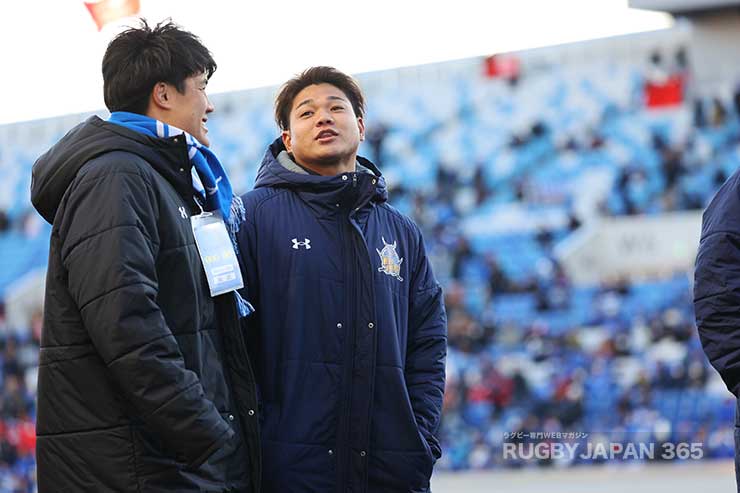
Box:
left=166, top=72, right=214, bottom=146
left=282, top=83, right=365, bottom=172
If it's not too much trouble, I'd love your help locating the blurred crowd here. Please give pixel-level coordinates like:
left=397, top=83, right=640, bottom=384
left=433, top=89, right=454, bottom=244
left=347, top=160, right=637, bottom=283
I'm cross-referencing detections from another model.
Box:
left=366, top=48, right=740, bottom=470
left=0, top=308, right=39, bottom=492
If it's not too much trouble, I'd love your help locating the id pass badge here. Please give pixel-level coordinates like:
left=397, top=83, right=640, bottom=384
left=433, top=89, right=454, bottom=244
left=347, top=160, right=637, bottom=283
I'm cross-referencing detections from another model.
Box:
left=191, top=210, right=244, bottom=297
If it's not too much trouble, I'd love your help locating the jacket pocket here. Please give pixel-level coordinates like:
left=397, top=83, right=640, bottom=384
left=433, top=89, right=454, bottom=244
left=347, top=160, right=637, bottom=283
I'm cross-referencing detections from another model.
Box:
left=371, top=366, right=431, bottom=453
left=131, top=423, right=185, bottom=490
left=367, top=449, right=434, bottom=492
left=133, top=418, right=243, bottom=492
left=368, top=366, right=436, bottom=490
left=36, top=425, right=137, bottom=493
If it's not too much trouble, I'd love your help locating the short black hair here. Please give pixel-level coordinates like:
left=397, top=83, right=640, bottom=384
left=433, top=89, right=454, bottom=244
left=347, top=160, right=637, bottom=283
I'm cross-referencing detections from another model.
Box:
left=102, top=19, right=216, bottom=114
left=275, top=66, right=365, bottom=131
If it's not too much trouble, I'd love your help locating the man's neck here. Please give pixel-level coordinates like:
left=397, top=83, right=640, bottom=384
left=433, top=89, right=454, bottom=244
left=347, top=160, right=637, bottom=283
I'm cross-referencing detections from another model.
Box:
left=145, top=108, right=169, bottom=126
left=297, top=156, right=356, bottom=176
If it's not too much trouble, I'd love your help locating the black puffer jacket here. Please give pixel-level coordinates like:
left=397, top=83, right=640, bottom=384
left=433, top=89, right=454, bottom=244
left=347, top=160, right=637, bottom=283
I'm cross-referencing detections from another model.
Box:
left=30, top=116, right=260, bottom=492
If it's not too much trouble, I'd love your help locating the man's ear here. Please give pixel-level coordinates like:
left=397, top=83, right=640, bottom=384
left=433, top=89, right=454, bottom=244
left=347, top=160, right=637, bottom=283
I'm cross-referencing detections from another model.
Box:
left=358, top=116, right=365, bottom=142
left=282, top=129, right=292, bottom=152
left=150, top=82, right=173, bottom=111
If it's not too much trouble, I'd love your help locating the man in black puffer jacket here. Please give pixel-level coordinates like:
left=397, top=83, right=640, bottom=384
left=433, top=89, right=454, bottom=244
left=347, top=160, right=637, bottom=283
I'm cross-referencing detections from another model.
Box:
left=29, top=20, right=260, bottom=492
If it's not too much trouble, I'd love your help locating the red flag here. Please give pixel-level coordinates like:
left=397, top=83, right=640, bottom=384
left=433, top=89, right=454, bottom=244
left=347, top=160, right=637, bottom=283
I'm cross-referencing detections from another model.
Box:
left=645, top=74, right=684, bottom=108
left=84, top=0, right=141, bottom=31
left=483, top=54, right=520, bottom=80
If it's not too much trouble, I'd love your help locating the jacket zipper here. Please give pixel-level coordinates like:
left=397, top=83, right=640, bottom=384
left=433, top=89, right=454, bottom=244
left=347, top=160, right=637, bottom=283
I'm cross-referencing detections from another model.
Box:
left=337, top=213, right=356, bottom=491
left=338, top=172, right=360, bottom=491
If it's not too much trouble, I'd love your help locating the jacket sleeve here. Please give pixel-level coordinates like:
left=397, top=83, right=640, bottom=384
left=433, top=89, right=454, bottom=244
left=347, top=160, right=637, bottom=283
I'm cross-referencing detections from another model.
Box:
left=236, top=205, right=259, bottom=312
left=58, top=162, right=232, bottom=469
left=694, top=175, right=740, bottom=397
left=406, top=227, right=447, bottom=461
left=236, top=207, right=263, bottom=375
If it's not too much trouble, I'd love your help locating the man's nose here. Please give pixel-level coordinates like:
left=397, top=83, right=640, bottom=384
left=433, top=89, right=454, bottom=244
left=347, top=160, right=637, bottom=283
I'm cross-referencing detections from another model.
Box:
left=316, top=108, right=333, bottom=124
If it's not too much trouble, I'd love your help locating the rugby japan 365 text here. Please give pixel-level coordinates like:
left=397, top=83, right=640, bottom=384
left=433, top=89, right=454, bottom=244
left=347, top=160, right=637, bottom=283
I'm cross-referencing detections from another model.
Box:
left=503, top=442, right=704, bottom=460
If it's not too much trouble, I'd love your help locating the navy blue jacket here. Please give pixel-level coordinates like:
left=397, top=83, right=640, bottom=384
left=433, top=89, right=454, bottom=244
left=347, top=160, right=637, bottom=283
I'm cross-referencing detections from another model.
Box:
left=695, top=169, right=740, bottom=398
left=694, top=169, right=740, bottom=491
left=237, top=140, right=447, bottom=492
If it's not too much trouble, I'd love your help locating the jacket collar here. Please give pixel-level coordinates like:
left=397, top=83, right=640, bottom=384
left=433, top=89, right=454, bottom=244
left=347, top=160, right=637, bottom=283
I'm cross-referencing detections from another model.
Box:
left=255, top=138, right=388, bottom=195
left=254, top=138, right=389, bottom=213
left=31, top=116, right=193, bottom=223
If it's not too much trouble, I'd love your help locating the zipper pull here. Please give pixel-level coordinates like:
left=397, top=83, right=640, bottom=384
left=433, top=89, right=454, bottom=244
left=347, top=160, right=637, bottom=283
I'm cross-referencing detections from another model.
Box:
left=352, top=173, right=358, bottom=188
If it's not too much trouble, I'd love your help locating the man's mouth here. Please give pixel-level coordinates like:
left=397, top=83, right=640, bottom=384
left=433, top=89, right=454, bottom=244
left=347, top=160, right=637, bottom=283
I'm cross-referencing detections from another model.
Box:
left=201, top=118, right=208, bottom=131
left=316, top=129, right=338, bottom=140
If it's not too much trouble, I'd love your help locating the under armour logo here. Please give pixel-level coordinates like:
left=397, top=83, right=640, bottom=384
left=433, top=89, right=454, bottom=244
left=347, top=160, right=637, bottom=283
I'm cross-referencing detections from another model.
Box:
left=292, top=238, right=311, bottom=250
left=179, top=206, right=188, bottom=219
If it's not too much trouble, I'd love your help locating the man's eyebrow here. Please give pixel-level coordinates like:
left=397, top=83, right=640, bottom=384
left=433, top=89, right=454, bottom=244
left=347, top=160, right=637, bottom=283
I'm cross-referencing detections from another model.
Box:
left=295, top=98, right=314, bottom=110
left=295, top=95, right=349, bottom=111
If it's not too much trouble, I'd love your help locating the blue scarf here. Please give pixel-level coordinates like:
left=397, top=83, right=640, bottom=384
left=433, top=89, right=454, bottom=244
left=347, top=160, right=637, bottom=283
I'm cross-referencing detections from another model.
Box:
left=108, top=111, right=253, bottom=317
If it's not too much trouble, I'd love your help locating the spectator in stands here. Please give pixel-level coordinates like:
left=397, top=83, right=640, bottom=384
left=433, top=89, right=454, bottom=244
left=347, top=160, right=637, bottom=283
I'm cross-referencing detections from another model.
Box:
left=473, top=164, right=492, bottom=205
left=436, top=164, right=459, bottom=203
left=237, top=66, right=447, bottom=493
left=365, top=122, right=389, bottom=168
left=0, top=210, right=8, bottom=233
left=694, top=99, right=707, bottom=128
left=28, top=20, right=260, bottom=492
left=485, top=255, right=511, bottom=294
left=451, top=236, right=474, bottom=280
left=710, top=97, right=729, bottom=127
left=661, top=144, right=685, bottom=191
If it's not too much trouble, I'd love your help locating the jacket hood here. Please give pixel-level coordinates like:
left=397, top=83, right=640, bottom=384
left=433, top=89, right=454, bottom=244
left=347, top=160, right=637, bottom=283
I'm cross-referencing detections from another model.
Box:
left=254, top=138, right=388, bottom=204
left=31, top=116, right=190, bottom=224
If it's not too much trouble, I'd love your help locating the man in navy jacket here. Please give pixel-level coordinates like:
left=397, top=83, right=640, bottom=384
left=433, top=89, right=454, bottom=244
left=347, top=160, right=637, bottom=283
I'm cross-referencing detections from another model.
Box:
left=694, top=170, right=740, bottom=492
left=237, top=66, right=447, bottom=492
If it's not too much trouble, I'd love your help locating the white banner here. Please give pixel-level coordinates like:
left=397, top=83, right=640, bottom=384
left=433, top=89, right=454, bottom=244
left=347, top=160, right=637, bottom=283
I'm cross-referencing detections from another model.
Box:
left=555, top=211, right=702, bottom=285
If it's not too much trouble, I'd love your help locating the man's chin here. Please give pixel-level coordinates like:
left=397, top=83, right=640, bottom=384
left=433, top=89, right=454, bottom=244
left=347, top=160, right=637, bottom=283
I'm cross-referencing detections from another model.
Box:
left=195, top=134, right=210, bottom=147
left=312, top=156, right=347, bottom=169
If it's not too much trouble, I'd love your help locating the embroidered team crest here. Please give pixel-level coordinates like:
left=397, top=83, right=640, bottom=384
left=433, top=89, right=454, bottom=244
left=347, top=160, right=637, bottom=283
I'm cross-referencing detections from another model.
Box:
left=376, top=237, right=403, bottom=282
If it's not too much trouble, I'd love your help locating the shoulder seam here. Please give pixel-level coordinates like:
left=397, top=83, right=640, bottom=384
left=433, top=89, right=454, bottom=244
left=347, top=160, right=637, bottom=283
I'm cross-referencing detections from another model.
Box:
left=76, top=170, right=151, bottom=190
left=376, top=203, right=418, bottom=236
left=243, top=188, right=292, bottom=226
left=73, top=153, right=155, bottom=195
